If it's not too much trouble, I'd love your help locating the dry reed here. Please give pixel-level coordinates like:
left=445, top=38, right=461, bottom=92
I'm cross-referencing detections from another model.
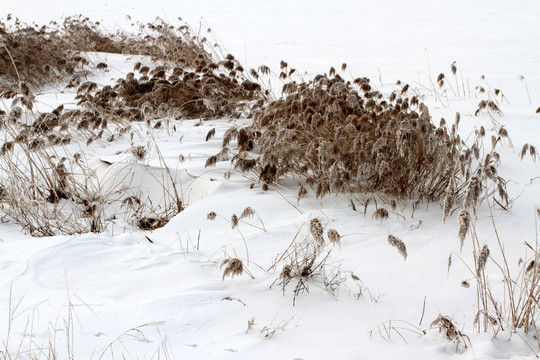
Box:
left=387, top=234, right=407, bottom=260
left=214, top=70, right=507, bottom=215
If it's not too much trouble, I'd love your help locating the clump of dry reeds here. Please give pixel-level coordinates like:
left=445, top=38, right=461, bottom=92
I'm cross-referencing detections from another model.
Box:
left=63, top=16, right=267, bottom=121
left=0, top=100, right=182, bottom=236
left=271, top=240, right=334, bottom=305
left=0, top=15, right=268, bottom=237
left=2, top=15, right=266, bottom=122
left=60, top=15, right=207, bottom=62
left=0, top=141, right=109, bottom=236
left=0, top=17, right=89, bottom=91
left=218, top=71, right=506, bottom=212
left=74, top=52, right=265, bottom=121
left=457, top=204, right=540, bottom=340
left=270, top=220, right=360, bottom=305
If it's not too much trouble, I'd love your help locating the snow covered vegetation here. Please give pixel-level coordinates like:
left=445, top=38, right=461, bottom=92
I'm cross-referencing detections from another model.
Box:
left=1, top=1, right=539, bottom=359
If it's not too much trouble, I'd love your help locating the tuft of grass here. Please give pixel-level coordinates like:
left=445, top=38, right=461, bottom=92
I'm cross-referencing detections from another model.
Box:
left=270, top=220, right=362, bottom=305
left=430, top=315, right=471, bottom=351
left=217, top=69, right=507, bottom=214
left=457, top=204, right=540, bottom=342
left=0, top=17, right=89, bottom=91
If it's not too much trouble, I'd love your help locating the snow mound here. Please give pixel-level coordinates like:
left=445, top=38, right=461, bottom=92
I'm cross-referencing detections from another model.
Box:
left=85, top=157, right=220, bottom=211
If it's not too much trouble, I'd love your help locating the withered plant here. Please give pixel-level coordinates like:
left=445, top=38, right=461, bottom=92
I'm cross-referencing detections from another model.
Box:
left=0, top=17, right=89, bottom=91
left=76, top=59, right=265, bottom=121
left=0, top=135, right=110, bottom=236
left=0, top=94, right=183, bottom=235
left=457, top=204, right=540, bottom=344
left=430, top=315, right=471, bottom=351
left=271, top=219, right=362, bottom=305
left=217, top=72, right=507, bottom=216
left=0, top=15, right=269, bottom=236
left=62, top=16, right=267, bottom=122
left=2, top=15, right=267, bottom=123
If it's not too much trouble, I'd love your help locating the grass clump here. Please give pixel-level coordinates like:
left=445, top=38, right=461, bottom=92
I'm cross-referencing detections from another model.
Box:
left=67, top=17, right=267, bottom=120
left=460, top=207, right=540, bottom=341
left=0, top=16, right=88, bottom=91
left=270, top=219, right=363, bottom=305
left=76, top=59, right=265, bottom=121
left=1, top=15, right=267, bottom=121
left=0, top=15, right=267, bottom=236
left=61, top=15, right=214, bottom=66
left=224, top=73, right=506, bottom=210
left=0, top=145, right=107, bottom=236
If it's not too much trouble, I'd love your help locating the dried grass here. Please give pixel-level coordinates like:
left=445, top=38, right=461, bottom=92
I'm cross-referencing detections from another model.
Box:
left=271, top=221, right=361, bottom=305
left=220, top=71, right=506, bottom=212
left=0, top=15, right=270, bottom=236
left=1, top=15, right=267, bottom=122
left=430, top=315, right=471, bottom=350
left=221, top=258, right=244, bottom=280
left=458, top=204, right=540, bottom=341
left=77, top=60, right=265, bottom=121
left=0, top=17, right=89, bottom=91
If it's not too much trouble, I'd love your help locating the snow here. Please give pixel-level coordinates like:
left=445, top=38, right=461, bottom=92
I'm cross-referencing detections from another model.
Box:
left=1, top=1, right=540, bottom=359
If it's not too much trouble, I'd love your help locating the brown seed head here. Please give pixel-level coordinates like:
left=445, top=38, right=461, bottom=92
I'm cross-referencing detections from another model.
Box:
left=231, top=214, right=239, bottom=229
left=310, top=218, right=325, bottom=249
left=476, top=244, right=490, bottom=276
left=221, top=258, right=244, bottom=280
left=373, top=208, right=389, bottom=222
left=388, top=234, right=407, bottom=260
left=457, top=209, right=470, bottom=251
left=327, top=229, right=341, bottom=247
left=130, top=145, right=147, bottom=161
left=240, top=207, right=256, bottom=219
left=463, top=176, right=482, bottom=210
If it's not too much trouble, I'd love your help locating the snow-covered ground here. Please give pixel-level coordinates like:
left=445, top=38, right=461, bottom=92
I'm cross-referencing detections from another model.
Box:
left=1, top=1, right=540, bottom=359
